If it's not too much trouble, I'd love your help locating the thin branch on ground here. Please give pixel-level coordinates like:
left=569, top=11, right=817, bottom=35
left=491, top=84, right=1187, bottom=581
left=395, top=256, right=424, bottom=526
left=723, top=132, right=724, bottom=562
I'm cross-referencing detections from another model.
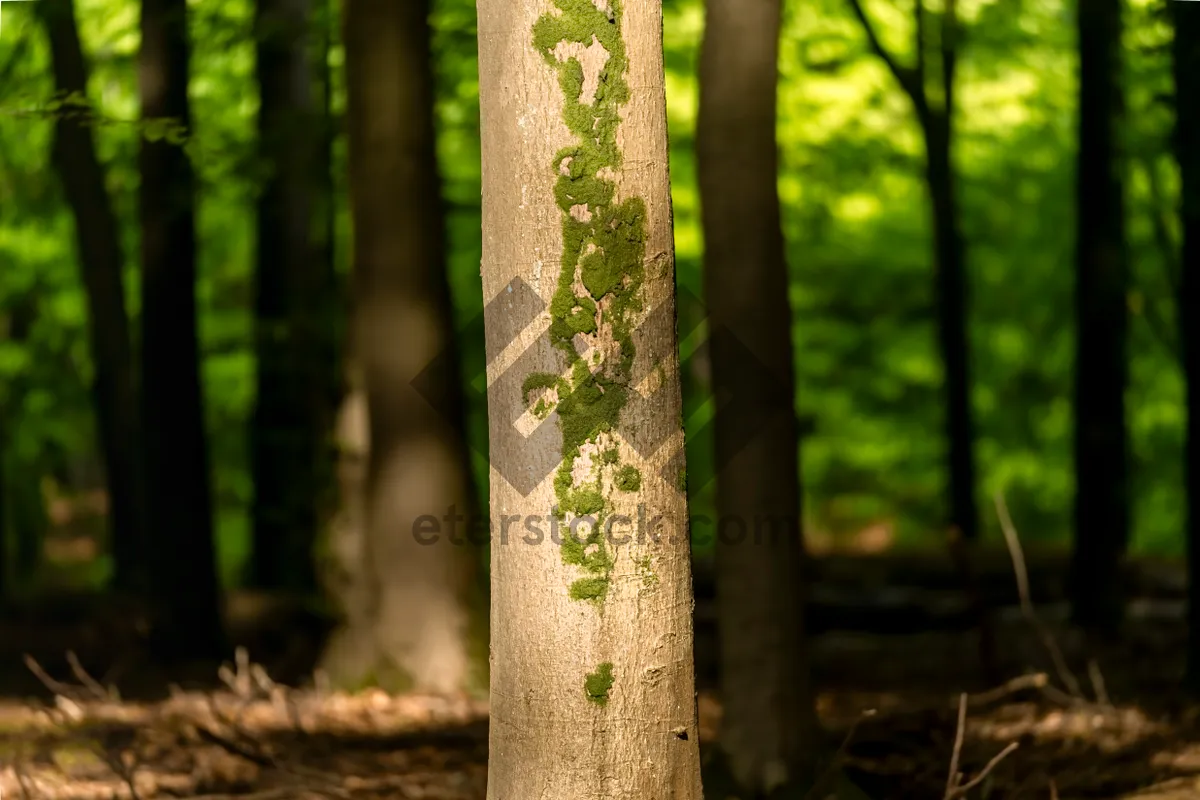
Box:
left=66, top=649, right=115, bottom=700
left=966, top=672, right=1048, bottom=707
left=803, top=708, right=878, bottom=800
left=1087, top=659, right=1112, bottom=707
left=95, top=743, right=142, bottom=800
left=24, top=654, right=85, bottom=700
left=947, top=742, right=1019, bottom=799
left=945, top=693, right=968, bottom=797
left=993, top=491, right=1084, bottom=699
left=943, top=690, right=1020, bottom=799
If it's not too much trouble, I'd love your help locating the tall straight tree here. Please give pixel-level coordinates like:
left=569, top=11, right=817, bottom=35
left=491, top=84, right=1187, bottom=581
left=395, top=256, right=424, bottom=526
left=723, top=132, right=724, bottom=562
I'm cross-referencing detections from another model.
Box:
left=1069, top=0, right=1128, bottom=633
left=139, top=0, right=225, bottom=658
left=38, top=0, right=147, bottom=593
left=697, top=0, right=818, bottom=792
left=846, top=0, right=977, bottom=543
left=1174, top=0, right=1200, bottom=685
left=477, top=0, right=703, bottom=796
left=250, top=0, right=329, bottom=592
left=324, top=0, right=482, bottom=693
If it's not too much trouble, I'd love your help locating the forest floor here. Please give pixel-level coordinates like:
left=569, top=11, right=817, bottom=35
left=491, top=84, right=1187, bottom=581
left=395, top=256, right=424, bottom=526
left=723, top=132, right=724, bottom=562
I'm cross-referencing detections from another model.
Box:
left=1, top=548, right=1199, bottom=799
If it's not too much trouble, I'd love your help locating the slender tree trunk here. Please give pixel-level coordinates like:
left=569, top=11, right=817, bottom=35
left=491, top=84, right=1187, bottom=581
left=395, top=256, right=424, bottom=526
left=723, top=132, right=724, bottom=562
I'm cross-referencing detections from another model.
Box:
left=0, top=301, right=39, bottom=592
left=846, top=0, right=977, bottom=544
left=1174, top=0, right=1200, bottom=686
left=696, top=0, right=817, bottom=792
left=1070, top=0, right=1128, bottom=634
left=0, top=427, right=6, bottom=601
left=139, top=0, right=226, bottom=659
left=38, top=0, right=147, bottom=593
left=249, top=0, right=323, bottom=593
left=320, top=0, right=482, bottom=694
left=477, top=1, right=703, bottom=796
left=925, top=114, right=976, bottom=544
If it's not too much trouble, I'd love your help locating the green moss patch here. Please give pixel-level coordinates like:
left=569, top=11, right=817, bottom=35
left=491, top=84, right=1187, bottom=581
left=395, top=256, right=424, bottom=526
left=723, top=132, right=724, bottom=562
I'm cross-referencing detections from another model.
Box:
left=584, top=661, right=615, bottom=705
left=531, top=0, right=647, bottom=612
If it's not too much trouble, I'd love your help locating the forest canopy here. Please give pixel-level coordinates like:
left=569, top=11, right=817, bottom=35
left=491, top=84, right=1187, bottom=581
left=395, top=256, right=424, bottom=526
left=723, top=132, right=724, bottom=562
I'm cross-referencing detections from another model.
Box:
left=0, top=0, right=1183, bottom=595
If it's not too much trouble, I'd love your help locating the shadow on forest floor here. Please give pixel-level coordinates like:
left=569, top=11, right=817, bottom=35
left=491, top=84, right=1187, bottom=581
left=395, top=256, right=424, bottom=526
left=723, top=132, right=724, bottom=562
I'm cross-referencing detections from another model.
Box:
left=1, top=551, right=1199, bottom=798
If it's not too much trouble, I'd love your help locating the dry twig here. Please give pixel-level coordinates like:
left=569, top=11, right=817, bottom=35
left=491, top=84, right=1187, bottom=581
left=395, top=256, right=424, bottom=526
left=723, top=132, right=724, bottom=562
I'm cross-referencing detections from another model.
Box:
left=802, top=708, right=878, bottom=800
left=993, top=492, right=1084, bottom=698
left=966, top=672, right=1048, bottom=707
left=945, top=693, right=968, bottom=797
left=943, top=692, right=1019, bottom=799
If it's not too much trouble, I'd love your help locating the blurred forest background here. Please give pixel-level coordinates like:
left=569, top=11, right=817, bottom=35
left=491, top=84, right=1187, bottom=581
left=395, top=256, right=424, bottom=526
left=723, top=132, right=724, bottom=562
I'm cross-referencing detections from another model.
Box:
left=0, top=0, right=1185, bottom=603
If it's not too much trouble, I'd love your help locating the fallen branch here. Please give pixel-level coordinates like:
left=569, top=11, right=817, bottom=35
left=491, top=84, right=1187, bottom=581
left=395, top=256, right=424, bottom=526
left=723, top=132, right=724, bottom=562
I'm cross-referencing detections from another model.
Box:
left=943, top=692, right=1020, bottom=799
left=966, top=672, right=1048, bottom=707
left=947, top=741, right=1019, bottom=799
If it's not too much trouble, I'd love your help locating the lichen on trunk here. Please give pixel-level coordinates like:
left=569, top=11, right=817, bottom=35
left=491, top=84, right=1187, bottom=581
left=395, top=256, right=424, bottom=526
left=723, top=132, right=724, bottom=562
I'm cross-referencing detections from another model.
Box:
left=527, top=0, right=646, bottom=613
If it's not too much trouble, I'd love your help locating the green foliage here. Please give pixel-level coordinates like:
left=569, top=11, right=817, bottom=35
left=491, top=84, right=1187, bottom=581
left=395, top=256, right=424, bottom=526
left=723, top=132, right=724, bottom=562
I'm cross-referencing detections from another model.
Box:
left=0, top=0, right=1192, bottom=596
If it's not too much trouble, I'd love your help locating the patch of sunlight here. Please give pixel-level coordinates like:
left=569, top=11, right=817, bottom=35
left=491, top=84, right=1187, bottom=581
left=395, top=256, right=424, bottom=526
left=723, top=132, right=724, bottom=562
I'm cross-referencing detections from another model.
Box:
left=674, top=219, right=702, bottom=262
left=834, top=193, right=881, bottom=224
left=1131, top=398, right=1185, bottom=441
left=81, top=0, right=139, bottom=58
left=991, top=325, right=1029, bottom=365
left=664, top=0, right=703, bottom=51
left=665, top=72, right=697, bottom=128
left=889, top=350, right=941, bottom=385
left=1035, top=397, right=1072, bottom=441
left=957, top=0, right=1000, bottom=24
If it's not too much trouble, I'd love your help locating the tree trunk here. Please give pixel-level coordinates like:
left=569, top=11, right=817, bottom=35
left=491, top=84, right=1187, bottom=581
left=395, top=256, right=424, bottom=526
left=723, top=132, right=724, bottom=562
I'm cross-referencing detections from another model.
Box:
left=477, top=0, right=703, bottom=796
left=924, top=113, right=977, bottom=545
left=844, top=0, right=977, bottom=545
left=139, top=0, right=226, bottom=660
left=320, top=0, right=482, bottom=694
left=0, top=427, right=6, bottom=601
left=696, top=0, right=818, bottom=792
left=38, top=0, right=147, bottom=593
left=1174, top=0, right=1200, bottom=686
left=249, top=0, right=325, bottom=593
left=1070, top=0, right=1128, bottom=634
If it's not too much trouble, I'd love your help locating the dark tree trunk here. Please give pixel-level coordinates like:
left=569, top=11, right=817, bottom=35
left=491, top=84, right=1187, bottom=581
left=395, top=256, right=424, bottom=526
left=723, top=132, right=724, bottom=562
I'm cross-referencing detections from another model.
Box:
left=845, top=0, right=978, bottom=545
left=249, top=0, right=325, bottom=593
left=697, top=0, right=819, bottom=792
left=3, top=300, right=44, bottom=592
left=1069, top=0, right=1128, bottom=634
left=924, top=111, right=977, bottom=544
left=1174, top=0, right=1200, bottom=686
left=0, top=426, right=6, bottom=601
left=38, top=0, right=147, bottom=593
left=139, top=0, right=225, bottom=660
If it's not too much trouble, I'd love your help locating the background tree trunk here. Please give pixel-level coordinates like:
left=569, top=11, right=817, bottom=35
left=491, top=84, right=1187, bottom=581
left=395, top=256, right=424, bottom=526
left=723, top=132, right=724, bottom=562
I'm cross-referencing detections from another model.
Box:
left=1070, top=0, right=1128, bottom=634
left=319, top=0, right=482, bottom=694
left=846, top=0, right=977, bottom=543
left=1174, top=0, right=1200, bottom=686
left=39, top=0, right=147, bottom=594
left=139, top=0, right=226, bottom=659
left=249, top=0, right=325, bottom=593
left=477, top=0, right=703, bottom=796
left=925, top=114, right=976, bottom=545
left=696, top=0, right=818, bottom=792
